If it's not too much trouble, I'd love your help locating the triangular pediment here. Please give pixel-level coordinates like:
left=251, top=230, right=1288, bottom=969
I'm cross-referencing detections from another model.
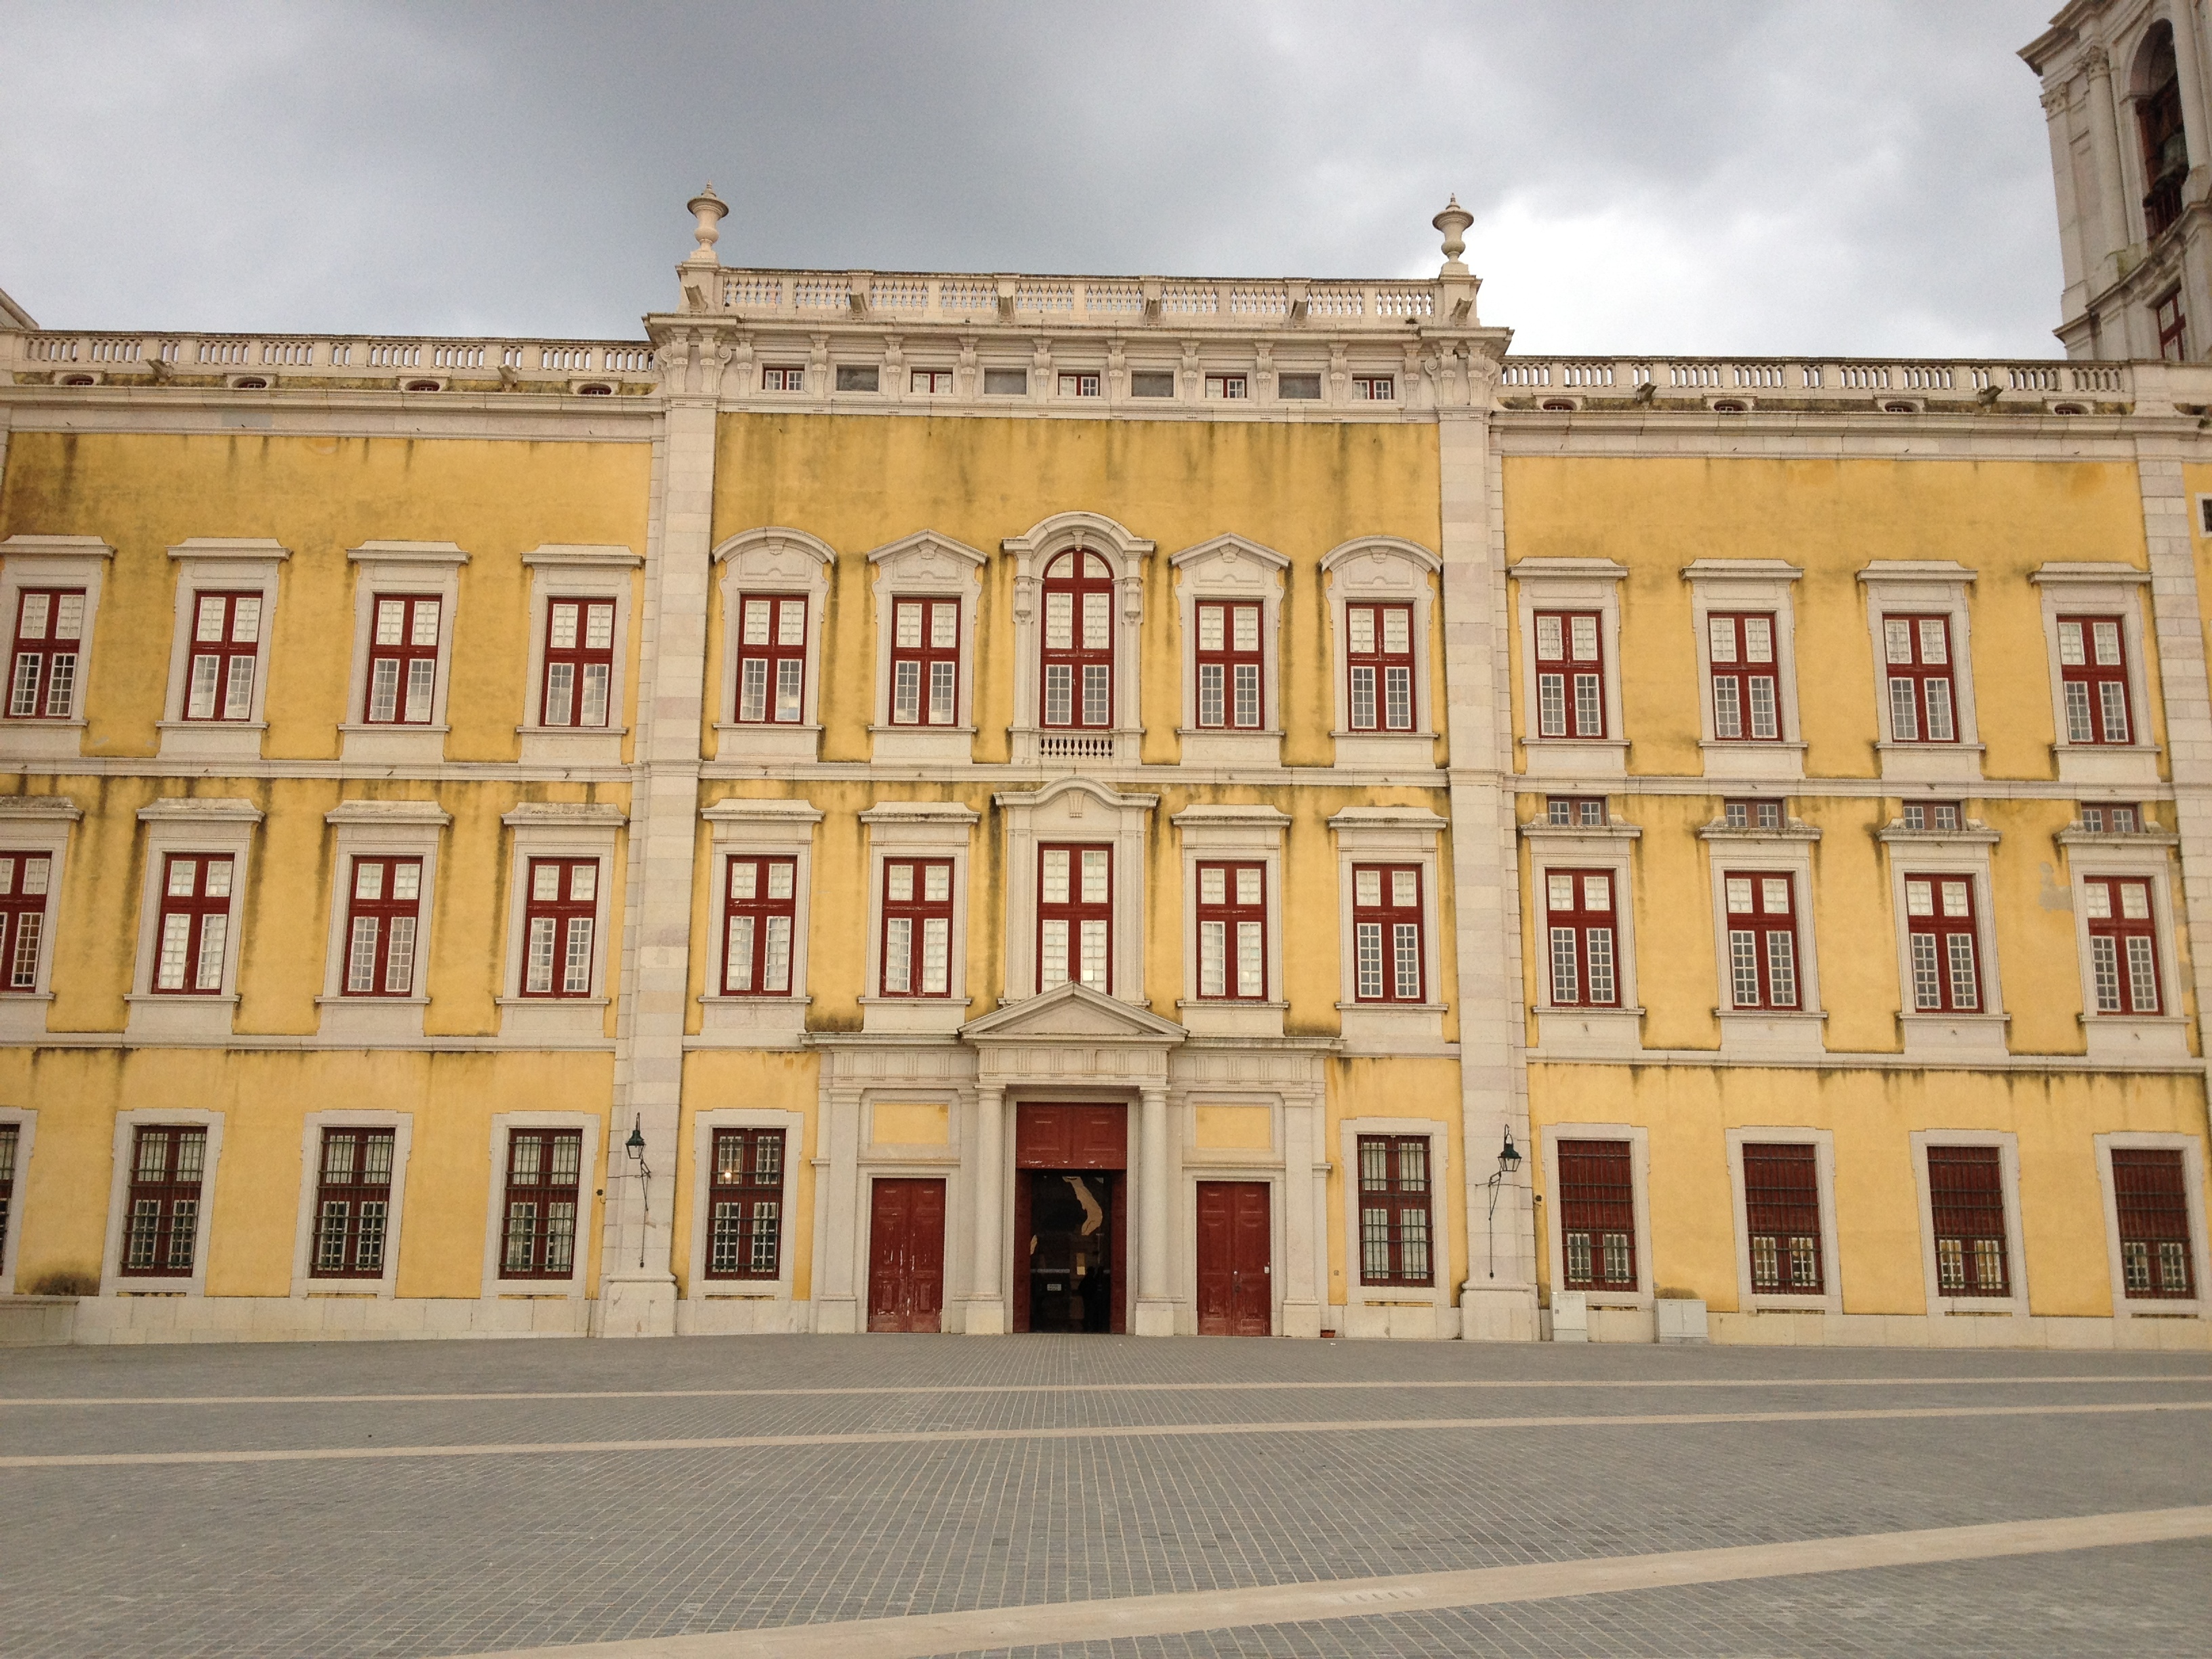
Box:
left=961, top=981, right=1186, bottom=1045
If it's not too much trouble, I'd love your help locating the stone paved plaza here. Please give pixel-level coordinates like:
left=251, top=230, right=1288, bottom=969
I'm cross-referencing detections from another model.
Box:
left=0, top=1336, right=2205, bottom=1658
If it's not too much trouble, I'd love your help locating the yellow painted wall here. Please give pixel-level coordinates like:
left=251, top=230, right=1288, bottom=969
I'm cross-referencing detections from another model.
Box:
left=672, top=1048, right=821, bottom=1299
left=1323, top=1056, right=1467, bottom=1307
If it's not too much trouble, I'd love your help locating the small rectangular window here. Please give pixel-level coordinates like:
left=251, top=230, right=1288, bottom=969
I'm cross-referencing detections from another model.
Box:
left=2083, top=875, right=2162, bottom=1015
left=1195, top=600, right=1264, bottom=729
left=1927, top=1145, right=2008, bottom=1296
left=760, top=365, right=806, bottom=391
left=500, top=1128, right=581, bottom=1278
left=1204, top=374, right=1248, bottom=400
left=1129, top=371, right=1176, bottom=398
left=1357, top=1135, right=1433, bottom=1286
left=1532, top=610, right=1605, bottom=739
left=2112, top=1147, right=2194, bottom=1298
left=121, top=1124, right=207, bottom=1277
left=1346, top=602, right=1414, bottom=733
left=1351, top=375, right=1395, bottom=400
left=1743, top=1142, right=1823, bottom=1294
left=1881, top=613, right=1958, bottom=743
left=1558, top=1139, right=1635, bottom=1291
left=1277, top=373, right=1322, bottom=400
left=1038, top=844, right=1112, bottom=994
left=343, top=856, right=424, bottom=998
left=1722, top=800, right=1782, bottom=830
left=734, top=594, right=807, bottom=724
left=364, top=595, right=442, bottom=725
left=7, top=588, right=86, bottom=720
left=834, top=364, right=879, bottom=392
left=542, top=599, right=616, bottom=729
left=2056, top=615, right=2133, bottom=745
left=1706, top=612, right=1778, bottom=741
left=152, top=854, right=233, bottom=996
left=880, top=859, right=954, bottom=998
left=1902, top=802, right=1963, bottom=832
left=183, top=592, right=262, bottom=722
left=0, top=851, right=52, bottom=991
left=1195, top=861, right=1266, bottom=1001
left=982, top=368, right=1028, bottom=396
left=1723, top=870, right=1799, bottom=1010
left=1544, top=868, right=1618, bottom=1007
left=1057, top=373, right=1101, bottom=398
left=310, top=1127, right=395, bottom=1278
left=888, top=598, right=960, bottom=726
left=1351, top=863, right=1424, bottom=1003
left=2077, top=803, right=2140, bottom=834
left=706, top=1127, right=786, bottom=1279
left=910, top=369, right=954, bottom=394
left=723, top=855, right=798, bottom=996
left=520, top=858, right=598, bottom=999
left=1544, top=797, right=1607, bottom=827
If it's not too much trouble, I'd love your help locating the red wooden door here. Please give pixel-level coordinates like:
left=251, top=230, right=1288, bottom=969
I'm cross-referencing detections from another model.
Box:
left=867, top=1178, right=946, bottom=1332
left=1195, top=1181, right=1271, bottom=1335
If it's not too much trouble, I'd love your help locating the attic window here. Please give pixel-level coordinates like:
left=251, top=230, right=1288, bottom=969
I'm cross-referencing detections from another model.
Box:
left=1278, top=373, right=1321, bottom=400
left=1541, top=399, right=1576, bottom=411
left=835, top=365, right=880, bottom=392
left=403, top=380, right=440, bottom=392
left=2052, top=402, right=2087, bottom=415
left=982, top=368, right=1028, bottom=396
left=575, top=382, right=613, bottom=396
left=1882, top=401, right=1916, bottom=413
left=1712, top=400, right=1746, bottom=413
left=1130, top=371, right=1175, bottom=398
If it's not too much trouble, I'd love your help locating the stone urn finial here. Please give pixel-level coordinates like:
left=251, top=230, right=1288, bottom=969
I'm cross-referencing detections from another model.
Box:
left=1433, top=194, right=1473, bottom=276
left=685, top=184, right=728, bottom=265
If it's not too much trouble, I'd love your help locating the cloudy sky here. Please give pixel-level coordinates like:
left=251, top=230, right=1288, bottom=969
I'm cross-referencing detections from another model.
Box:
left=2, top=1, right=2062, bottom=358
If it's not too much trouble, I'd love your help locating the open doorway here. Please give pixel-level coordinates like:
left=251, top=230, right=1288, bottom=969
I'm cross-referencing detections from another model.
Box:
left=1012, top=1102, right=1128, bottom=1332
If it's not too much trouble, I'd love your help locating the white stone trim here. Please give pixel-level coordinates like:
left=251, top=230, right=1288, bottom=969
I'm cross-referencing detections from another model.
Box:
left=98, top=1106, right=226, bottom=1297
left=285, top=1109, right=416, bottom=1300
left=2060, top=831, right=2192, bottom=1061
left=495, top=802, right=625, bottom=1044
left=865, top=530, right=987, bottom=764
left=517, top=544, right=641, bottom=767
left=123, top=798, right=262, bottom=1043
left=340, top=541, right=468, bottom=765
left=697, top=798, right=822, bottom=1047
left=0, top=534, right=112, bottom=761
left=994, top=775, right=1158, bottom=1002
left=155, top=539, right=289, bottom=762
left=1171, top=804, right=1290, bottom=1038
left=1512, top=556, right=1629, bottom=781
left=681, top=1105, right=806, bottom=1331
left=1541, top=1120, right=1654, bottom=1313
left=2093, top=1130, right=2211, bottom=1321
left=1322, top=535, right=1442, bottom=772
left=0, top=1104, right=37, bottom=1293
left=1521, top=817, right=1645, bottom=1059
left=859, top=800, right=978, bottom=1034
left=1327, top=807, right=1450, bottom=1053
left=478, top=1110, right=602, bottom=1301
left=1909, top=1128, right=2031, bottom=1319
left=315, top=800, right=451, bottom=1044
left=1722, top=1126, right=1843, bottom=1317
left=1680, top=558, right=1806, bottom=783
left=0, top=796, right=77, bottom=1042
left=1856, top=560, right=1985, bottom=785
left=1337, top=1116, right=1456, bottom=1338
left=2029, top=562, right=2161, bottom=788
left=712, top=527, right=836, bottom=763
left=1877, top=820, right=2010, bottom=1061
left=1698, top=815, right=1826, bottom=1059
left=1171, top=534, right=1289, bottom=767
left=1002, top=511, right=1155, bottom=769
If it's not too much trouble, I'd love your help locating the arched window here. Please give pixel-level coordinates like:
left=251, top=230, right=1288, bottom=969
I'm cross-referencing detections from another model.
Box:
left=2136, top=24, right=2188, bottom=240
left=1040, top=549, right=1115, bottom=730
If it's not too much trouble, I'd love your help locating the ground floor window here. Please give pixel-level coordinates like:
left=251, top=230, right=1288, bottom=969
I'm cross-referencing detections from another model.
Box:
left=123, top=1125, right=207, bottom=1276
left=311, top=1128, right=394, bottom=1279
left=2114, top=1147, right=2194, bottom=1299
left=1742, top=1142, right=1822, bottom=1294
left=1356, top=1134, right=1432, bottom=1286
left=1927, top=1144, right=2008, bottom=1296
left=1557, top=1138, right=1636, bottom=1292
left=501, top=1129, right=581, bottom=1278
left=706, top=1128, right=785, bottom=1280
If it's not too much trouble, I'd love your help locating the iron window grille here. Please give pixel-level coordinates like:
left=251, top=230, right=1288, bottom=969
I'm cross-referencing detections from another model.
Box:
left=121, top=1124, right=207, bottom=1276
left=1557, top=1138, right=1636, bottom=1292
left=1927, top=1144, right=2009, bottom=1296
left=1357, top=1134, right=1433, bottom=1286
left=310, top=1127, right=394, bottom=1279
left=1743, top=1142, right=1823, bottom=1294
left=705, top=1126, right=785, bottom=1279
left=2112, top=1147, right=2194, bottom=1299
left=500, top=1128, right=582, bottom=1278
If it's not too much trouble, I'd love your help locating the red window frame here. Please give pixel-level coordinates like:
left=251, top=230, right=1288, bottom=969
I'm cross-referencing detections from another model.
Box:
left=1742, top=1142, right=1824, bottom=1294
left=1903, top=873, right=1980, bottom=1012
left=0, top=1123, right=16, bottom=1270
left=1195, top=599, right=1263, bottom=730
left=760, top=365, right=806, bottom=391
left=888, top=597, right=960, bottom=726
left=183, top=591, right=262, bottom=722
left=1040, top=550, right=1115, bottom=730
left=1927, top=1145, right=2009, bottom=1297
left=310, top=1127, right=395, bottom=1279
left=880, top=857, right=953, bottom=998
left=1544, top=796, right=1607, bottom=827
left=520, top=858, right=598, bottom=999
left=1534, top=609, right=1605, bottom=739
left=2085, top=875, right=2163, bottom=1015
left=2056, top=615, right=2133, bottom=745
left=0, top=851, right=53, bottom=991
left=343, top=856, right=424, bottom=998
left=152, top=854, right=233, bottom=996
left=1204, top=373, right=1248, bottom=400
left=1723, top=871, right=1800, bottom=1011
left=1351, top=863, right=1425, bottom=1004
left=1544, top=868, right=1618, bottom=1008
left=541, top=598, right=615, bottom=729
left=121, top=1124, right=207, bottom=1277
left=365, top=594, right=442, bottom=725
left=735, top=594, right=808, bottom=724
left=1356, top=1134, right=1433, bottom=1286
left=1351, top=375, right=1395, bottom=400
left=2156, top=289, right=2188, bottom=361
left=1881, top=614, right=1958, bottom=744
left=1557, top=1139, right=1637, bottom=1292
left=2112, top=1147, right=2195, bottom=1299
left=7, top=587, right=86, bottom=720
left=499, top=1128, right=582, bottom=1279
left=1706, top=611, right=1778, bottom=741
left=1195, top=860, right=1267, bottom=1001
left=705, top=1127, right=787, bottom=1280
left=911, top=369, right=954, bottom=394
left=1038, top=842, right=1111, bottom=994
left=722, top=855, right=798, bottom=995
left=1346, top=602, right=1414, bottom=733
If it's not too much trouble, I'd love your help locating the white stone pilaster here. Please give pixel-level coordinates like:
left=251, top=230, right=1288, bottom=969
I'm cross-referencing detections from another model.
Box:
left=966, top=1085, right=1007, bottom=1334
left=1134, top=1084, right=1174, bottom=1334
left=813, top=1086, right=863, bottom=1333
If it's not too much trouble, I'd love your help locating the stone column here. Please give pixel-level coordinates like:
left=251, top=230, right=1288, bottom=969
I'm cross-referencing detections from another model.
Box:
left=966, top=1085, right=1008, bottom=1334
left=813, top=1086, right=864, bottom=1333
left=2087, top=49, right=2135, bottom=288
left=1278, top=1090, right=1324, bottom=1338
left=1133, top=1084, right=1176, bottom=1334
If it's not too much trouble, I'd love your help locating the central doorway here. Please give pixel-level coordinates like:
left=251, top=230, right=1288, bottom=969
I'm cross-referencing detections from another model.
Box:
left=1012, top=1103, right=1128, bottom=1333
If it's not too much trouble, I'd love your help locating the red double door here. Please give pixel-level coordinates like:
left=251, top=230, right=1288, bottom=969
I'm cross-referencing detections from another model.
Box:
left=1195, top=1180, right=1271, bottom=1336
left=866, top=1177, right=945, bottom=1332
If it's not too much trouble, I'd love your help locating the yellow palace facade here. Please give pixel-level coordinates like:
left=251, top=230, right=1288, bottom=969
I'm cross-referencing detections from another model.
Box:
left=0, top=188, right=2206, bottom=1349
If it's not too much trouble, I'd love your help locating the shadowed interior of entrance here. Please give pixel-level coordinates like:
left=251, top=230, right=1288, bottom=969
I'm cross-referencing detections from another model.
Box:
left=1013, top=1103, right=1128, bottom=1333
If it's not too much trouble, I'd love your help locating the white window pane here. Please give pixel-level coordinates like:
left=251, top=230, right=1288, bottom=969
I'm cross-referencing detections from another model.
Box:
left=1729, top=930, right=1760, bottom=1006
left=2093, top=621, right=2122, bottom=666
left=203, top=860, right=232, bottom=898
left=157, top=912, right=191, bottom=989
left=1761, top=878, right=1789, bottom=912
left=2057, top=621, right=2085, bottom=666
left=928, top=659, right=955, bottom=724
left=2083, top=882, right=2112, bottom=920
left=1550, top=926, right=1579, bottom=1003
left=580, top=663, right=609, bottom=726
left=742, top=600, right=771, bottom=645
left=1083, top=592, right=1110, bottom=651
left=1040, top=919, right=1069, bottom=990
left=1941, top=880, right=1970, bottom=918
left=1082, top=849, right=1109, bottom=903
left=887, top=863, right=914, bottom=902
left=1725, top=876, right=1753, bottom=914
left=2128, top=936, right=2160, bottom=1011
left=187, top=655, right=220, bottom=719
left=892, top=659, right=920, bottom=722
left=532, top=863, right=560, bottom=901
left=1917, top=619, right=1947, bottom=664
left=739, top=657, right=767, bottom=722
left=1765, top=931, right=1797, bottom=1006
left=585, top=603, right=614, bottom=650
left=2099, top=680, right=2129, bottom=743
left=1079, top=920, right=1108, bottom=988
left=1923, top=680, right=1954, bottom=743
left=409, top=602, right=440, bottom=647
left=1235, top=867, right=1262, bottom=906
left=1199, top=865, right=1226, bottom=906
left=930, top=603, right=956, bottom=649
left=1573, top=672, right=1602, bottom=735
left=1535, top=614, right=1561, bottom=660
left=922, top=863, right=950, bottom=902
left=1351, top=664, right=1377, bottom=731
left=54, top=594, right=85, bottom=638
left=1536, top=672, right=1563, bottom=737
left=1354, top=869, right=1381, bottom=907
left=1713, top=675, right=1740, bottom=739
left=775, top=658, right=802, bottom=721
left=550, top=603, right=579, bottom=651
left=1385, top=665, right=1412, bottom=731
left=194, top=596, right=226, bottom=643
left=1197, top=605, right=1224, bottom=651
left=348, top=916, right=382, bottom=993
left=195, top=914, right=227, bottom=990
left=1586, top=928, right=1615, bottom=1004
left=1234, top=663, right=1261, bottom=728
left=1086, top=552, right=1109, bottom=580
left=1748, top=676, right=1777, bottom=740
left=1906, top=879, right=1933, bottom=916
left=1946, top=930, right=1978, bottom=1010
left=1236, top=920, right=1263, bottom=998
left=1198, top=661, right=1224, bottom=728
left=384, top=916, right=416, bottom=995
left=762, top=917, right=790, bottom=992
left=1743, top=616, right=1771, bottom=663
left=921, top=916, right=949, bottom=994
left=895, top=601, right=922, bottom=649
left=391, top=863, right=419, bottom=902
left=19, top=858, right=45, bottom=897
left=1355, top=922, right=1382, bottom=998
left=1233, top=607, right=1259, bottom=652
left=1911, top=931, right=1942, bottom=1008
left=884, top=916, right=912, bottom=992
left=1569, top=616, right=1598, bottom=660
left=1082, top=663, right=1109, bottom=725
left=2091, top=935, right=2121, bottom=1010
left=2120, top=881, right=2151, bottom=920
left=404, top=657, right=434, bottom=722
left=571, top=863, right=596, bottom=903
left=375, top=600, right=405, bottom=645
left=726, top=916, right=754, bottom=991
left=1382, top=609, right=1410, bottom=655
left=1200, top=920, right=1225, bottom=996
left=1045, top=592, right=1072, bottom=651
left=562, top=918, right=593, bottom=993
left=1391, top=870, right=1416, bottom=907
left=1584, top=875, right=1610, bottom=911
left=1708, top=617, right=1737, bottom=663
left=1547, top=874, right=1572, bottom=912
left=1042, top=849, right=1069, bottom=903
left=222, top=657, right=253, bottom=720
left=355, top=861, right=384, bottom=901
left=1043, top=663, right=1071, bottom=725
left=1392, top=922, right=1420, bottom=998
left=1887, top=677, right=1919, bottom=741
left=777, top=600, right=804, bottom=647
left=545, top=661, right=575, bottom=726
left=1351, top=608, right=1377, bottom=655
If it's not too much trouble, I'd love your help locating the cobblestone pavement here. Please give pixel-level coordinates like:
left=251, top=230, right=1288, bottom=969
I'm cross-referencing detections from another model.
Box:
left=0, top=1336, right=2205, bottom=1658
